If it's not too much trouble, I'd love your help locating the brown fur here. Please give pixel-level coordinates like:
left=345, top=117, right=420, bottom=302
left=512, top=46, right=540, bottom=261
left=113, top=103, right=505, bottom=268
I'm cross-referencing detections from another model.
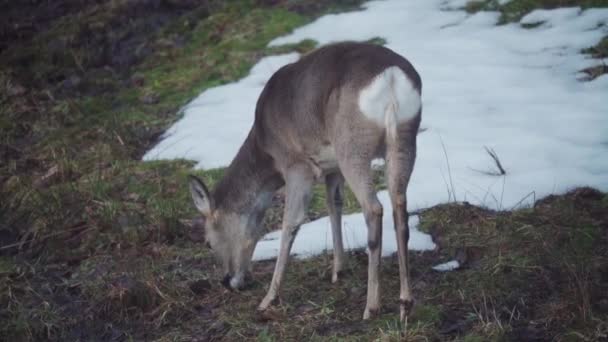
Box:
left=189, top=41, right=422, bottom=320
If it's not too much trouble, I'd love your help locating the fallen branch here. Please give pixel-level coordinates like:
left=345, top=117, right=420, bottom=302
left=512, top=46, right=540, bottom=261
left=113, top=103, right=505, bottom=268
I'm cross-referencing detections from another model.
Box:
left=484, top=146, right=506, bottom=175
left=470, top=146, right=507, bottom=176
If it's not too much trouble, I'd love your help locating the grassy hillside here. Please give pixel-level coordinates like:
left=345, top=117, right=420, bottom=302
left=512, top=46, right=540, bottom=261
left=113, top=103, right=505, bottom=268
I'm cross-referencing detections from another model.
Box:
left=1, top=0, right=607, bottom=340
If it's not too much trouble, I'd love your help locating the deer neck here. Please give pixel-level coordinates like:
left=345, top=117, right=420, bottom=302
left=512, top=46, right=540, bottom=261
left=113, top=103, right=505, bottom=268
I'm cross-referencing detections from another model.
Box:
left=212, top=133, right=283, bottom=217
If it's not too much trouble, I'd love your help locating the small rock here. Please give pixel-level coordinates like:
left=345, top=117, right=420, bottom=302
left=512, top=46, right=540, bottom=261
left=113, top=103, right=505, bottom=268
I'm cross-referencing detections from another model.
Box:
left=189, top=279, right=211, bottom=295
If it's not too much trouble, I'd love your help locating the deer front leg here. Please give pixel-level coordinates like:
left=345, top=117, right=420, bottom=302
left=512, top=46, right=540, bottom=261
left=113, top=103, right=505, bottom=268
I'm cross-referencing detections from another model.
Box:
left=325, top=173, right=345, bottom=283
left=258, top=165, right=314, bottom=311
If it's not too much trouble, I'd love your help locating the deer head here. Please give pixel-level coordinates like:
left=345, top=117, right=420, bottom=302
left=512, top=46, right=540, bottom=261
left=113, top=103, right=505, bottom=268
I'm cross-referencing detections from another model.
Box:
left=188, top=175, right=257, bottom=290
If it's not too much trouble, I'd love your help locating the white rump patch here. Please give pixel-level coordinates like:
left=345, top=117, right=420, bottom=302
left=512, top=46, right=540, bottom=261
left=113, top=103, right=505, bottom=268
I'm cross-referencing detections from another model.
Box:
left=358, top=66, right=421, bottom=137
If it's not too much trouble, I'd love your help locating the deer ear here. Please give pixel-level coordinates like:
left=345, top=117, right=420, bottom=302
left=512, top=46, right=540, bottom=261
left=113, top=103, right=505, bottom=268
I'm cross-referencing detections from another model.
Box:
left=188, top=175, right=214, bottom=217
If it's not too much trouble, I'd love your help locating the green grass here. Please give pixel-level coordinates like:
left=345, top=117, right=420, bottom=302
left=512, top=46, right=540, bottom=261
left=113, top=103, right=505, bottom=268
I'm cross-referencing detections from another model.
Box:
left=0, top=1, right=339, bottom=257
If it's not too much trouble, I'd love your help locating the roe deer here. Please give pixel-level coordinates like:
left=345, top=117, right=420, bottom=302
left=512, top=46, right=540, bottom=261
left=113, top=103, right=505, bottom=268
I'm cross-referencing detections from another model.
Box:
left=189, top=42, right=421, bottom=320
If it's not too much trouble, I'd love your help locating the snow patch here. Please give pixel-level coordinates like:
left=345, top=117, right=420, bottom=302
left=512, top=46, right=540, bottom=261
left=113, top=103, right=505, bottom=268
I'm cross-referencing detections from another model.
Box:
left=432, top=260, right=461, bottom=272
left=253, top=191, right=436, bottom=261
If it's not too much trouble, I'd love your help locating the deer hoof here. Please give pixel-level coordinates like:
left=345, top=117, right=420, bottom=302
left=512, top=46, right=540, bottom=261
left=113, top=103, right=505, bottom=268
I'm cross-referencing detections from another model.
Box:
left=257, top=301, right=271, bottom=312
left=331, top=270, right=344, bottom=284
left=399, top=299, right=414, bottom=322
left=258, top=295, right=279, bottom=311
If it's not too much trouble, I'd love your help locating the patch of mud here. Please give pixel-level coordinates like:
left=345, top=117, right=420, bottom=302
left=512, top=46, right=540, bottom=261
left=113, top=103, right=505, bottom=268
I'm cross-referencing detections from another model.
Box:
left=1, top=0, right=215, bottom=91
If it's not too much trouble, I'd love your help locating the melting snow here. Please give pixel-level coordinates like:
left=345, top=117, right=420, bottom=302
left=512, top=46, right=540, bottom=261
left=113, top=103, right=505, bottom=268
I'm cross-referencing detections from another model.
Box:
left=253, top=192, right=436, bottom=261
left=432, top=260, right=461, bottom=272
left=144, top=0, right=608, bottom=259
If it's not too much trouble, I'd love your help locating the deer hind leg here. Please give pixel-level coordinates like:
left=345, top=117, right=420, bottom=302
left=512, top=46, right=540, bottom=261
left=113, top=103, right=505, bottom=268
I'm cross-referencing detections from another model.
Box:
left=325, top=172, right=345, bottom=283
left=258, top=164, right=315, bottom=311
left=336, top=136, right=384, bottom=320
left=386, top=119, right=419, bottom=322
